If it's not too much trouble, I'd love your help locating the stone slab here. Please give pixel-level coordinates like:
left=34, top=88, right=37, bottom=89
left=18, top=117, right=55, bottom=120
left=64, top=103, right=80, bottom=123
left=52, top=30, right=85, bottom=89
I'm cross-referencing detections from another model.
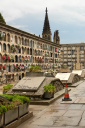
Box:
left=79, top=116, right=85, bottom=126
left=74, top=97, right=85, bottom=104
left=54, top=116, right=81, bottom=126
left=43, top=110, right=66, bottom=117
left=55, top=73, right=71, bottom=81
left=13, top=77, right=45, bottom=91
left=68, top=104, right=83, bottom=110
left=63, top=110, right=83, bottom=117
left=72, top=70, right=82, bottom=76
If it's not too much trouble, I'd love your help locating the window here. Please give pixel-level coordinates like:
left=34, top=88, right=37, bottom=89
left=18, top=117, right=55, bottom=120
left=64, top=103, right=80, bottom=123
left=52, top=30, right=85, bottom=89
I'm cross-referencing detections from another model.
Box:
left=80, top=46, right=84, bottom=50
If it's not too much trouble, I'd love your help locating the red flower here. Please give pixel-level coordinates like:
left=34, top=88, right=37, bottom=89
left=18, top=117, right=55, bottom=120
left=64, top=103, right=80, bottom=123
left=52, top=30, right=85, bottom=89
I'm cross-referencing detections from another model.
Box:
left=0, top=66, right=2, bottom=70
left=2, top=56, right=6, bottom=61
left=3, top=66, right=6, bottom=70
left=7, top=56, right=10, bottom=60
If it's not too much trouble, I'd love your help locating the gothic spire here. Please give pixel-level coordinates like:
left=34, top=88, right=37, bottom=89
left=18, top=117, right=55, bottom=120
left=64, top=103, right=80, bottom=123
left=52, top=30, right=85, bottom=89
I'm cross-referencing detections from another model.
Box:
left=42, top=7, right=52, bottom=41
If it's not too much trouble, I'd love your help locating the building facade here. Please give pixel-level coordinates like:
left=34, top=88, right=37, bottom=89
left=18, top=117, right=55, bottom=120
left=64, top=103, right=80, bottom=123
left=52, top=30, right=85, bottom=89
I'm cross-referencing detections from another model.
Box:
left=0, top=8, right=61, bottom=83
left=61, top=43, right=85, bottom=70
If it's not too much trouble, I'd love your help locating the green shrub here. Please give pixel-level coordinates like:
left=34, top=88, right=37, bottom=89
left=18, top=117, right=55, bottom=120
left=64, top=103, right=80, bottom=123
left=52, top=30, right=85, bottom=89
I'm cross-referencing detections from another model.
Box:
left=0, top=105, right=7, bottom=115
left=2, top=94, right=14, bottom=101
left=6, top=104, right=15, bottom=110
left=0, top=94, right=30, bottom=115
left=44, top=84, right=55, bottom=93
left=1, top=94, right=30, bottom=105
left=29, top=65, right=42, bottom=72
left=19, top=96, right=30, bottom=104
left=3, top=84, right=13, bottom=93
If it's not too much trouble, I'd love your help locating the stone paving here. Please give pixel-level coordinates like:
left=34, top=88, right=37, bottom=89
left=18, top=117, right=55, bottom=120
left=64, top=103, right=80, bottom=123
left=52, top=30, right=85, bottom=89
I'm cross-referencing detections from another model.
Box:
left=16, top=80, right=85, bottom=128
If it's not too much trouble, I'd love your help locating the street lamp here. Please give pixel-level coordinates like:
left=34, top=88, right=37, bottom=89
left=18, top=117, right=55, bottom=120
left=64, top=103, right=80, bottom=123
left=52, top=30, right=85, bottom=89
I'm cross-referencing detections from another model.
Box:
left=43, top=53, right=45, bottom=71
left=53, top=47, right=55, bottom=71
left=71, top=47, right=73, bottom=72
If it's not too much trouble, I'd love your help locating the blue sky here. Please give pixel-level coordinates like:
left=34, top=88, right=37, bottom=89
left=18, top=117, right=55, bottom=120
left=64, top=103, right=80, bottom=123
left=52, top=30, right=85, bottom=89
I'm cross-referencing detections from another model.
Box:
left=0, top=0, right=85, bottom=44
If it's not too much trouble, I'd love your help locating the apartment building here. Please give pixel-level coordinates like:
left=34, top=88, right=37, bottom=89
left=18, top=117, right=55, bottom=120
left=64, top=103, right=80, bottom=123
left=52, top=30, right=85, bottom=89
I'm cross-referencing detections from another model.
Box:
left=61, top=43, right=85, bottom=70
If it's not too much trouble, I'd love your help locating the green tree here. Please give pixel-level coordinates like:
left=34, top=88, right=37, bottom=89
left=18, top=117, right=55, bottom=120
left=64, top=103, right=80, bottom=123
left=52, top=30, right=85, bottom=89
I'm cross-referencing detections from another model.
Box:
left=0, top=13, right=6, bottom=24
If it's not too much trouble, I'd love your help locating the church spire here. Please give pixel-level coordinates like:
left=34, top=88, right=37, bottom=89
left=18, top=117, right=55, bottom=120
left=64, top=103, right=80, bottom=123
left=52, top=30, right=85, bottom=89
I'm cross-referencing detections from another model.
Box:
left=42, top=7, right=52, bottom=41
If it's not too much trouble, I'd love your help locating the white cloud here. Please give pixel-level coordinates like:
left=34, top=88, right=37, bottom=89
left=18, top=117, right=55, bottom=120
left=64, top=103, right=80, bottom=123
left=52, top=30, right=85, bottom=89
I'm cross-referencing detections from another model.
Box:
left=0, top=0, right=85, bottom=23
left=1, top=0, right=85, bottom=43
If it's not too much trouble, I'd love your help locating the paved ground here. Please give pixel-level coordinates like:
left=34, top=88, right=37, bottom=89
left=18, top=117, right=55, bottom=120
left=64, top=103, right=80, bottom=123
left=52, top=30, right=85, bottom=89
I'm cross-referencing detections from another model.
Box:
left=16, top=80, right=85, bottom=128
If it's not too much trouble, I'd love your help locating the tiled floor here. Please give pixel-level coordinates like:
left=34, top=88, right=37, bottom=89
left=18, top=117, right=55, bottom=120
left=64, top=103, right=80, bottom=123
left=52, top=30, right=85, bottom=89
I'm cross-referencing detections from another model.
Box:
left=17, top=80, right=85, bottom=128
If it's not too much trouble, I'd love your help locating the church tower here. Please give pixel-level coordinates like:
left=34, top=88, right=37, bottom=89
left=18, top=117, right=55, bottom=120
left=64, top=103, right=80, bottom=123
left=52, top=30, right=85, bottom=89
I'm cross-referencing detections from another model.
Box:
left=42, top=7, right=52, bottom=41
left=53, top=30, right=60, bottom=45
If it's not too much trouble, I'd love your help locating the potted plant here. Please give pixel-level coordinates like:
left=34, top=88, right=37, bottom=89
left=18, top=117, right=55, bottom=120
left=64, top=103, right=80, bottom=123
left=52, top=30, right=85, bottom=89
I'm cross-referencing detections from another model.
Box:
left=0, top=97, right=18, bottom=126
left=11, top=45, right=17, bottom=53
left=9, top=54, right=14, bottom=62
left=0, top=94, right=30, bottom=126
left=43, top=84, right=55, bottom=99
left=0, top=105, right=7, bottom=127
left=3, top=94, right=30, bottom=118
left=14, top=64, right=18, bottom=71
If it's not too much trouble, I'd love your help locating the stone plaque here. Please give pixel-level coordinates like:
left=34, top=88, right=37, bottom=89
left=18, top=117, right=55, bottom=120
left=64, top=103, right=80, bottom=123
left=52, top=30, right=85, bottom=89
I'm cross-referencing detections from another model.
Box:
left=72, top=70, right=82, bottom=76
left=13, top=77, right=45, bottom=91
left=55, top=73, right=71, bottom=81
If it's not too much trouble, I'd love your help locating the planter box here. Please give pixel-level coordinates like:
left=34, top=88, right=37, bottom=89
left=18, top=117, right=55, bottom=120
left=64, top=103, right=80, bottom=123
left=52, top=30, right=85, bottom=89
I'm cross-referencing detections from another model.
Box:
left=26, top=72, right=44, bottom=77
left=5, top=107, right=18, bottom=125
left=19, top=103, right=29, bottom=117
left=0, top=115, right=3, bottom=127
left=43, top=92, right=54, bottom=99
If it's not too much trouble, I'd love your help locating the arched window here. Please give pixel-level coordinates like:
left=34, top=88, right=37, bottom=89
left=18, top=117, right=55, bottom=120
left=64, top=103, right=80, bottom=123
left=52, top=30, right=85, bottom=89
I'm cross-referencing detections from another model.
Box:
left=27, top=48, right=29, bottom=54
left=0, top=54, right=2, bottom=62
left=27, top=39, right=29, bottom=46
left=24, top=39, right=27, bottom=46
left=19, top=55, right=21, bottom=62
left=18, top=37, right=21, bottom=44
left=15, top=36, right=17, bottom=44
left=30, top=40, right=32, bottom=48
left=7, top=44, right=10, bottom=53
left=7, top=33, right=10, bottom=42
left=30, top=48, right=32, bottom=55
left=0, top=43, right=2, bottom=52
left=22, top=38, right=24, bottom=45
left=22, top=73, right=24, bottom=78
left=22, top=47, right=24, bottom=54
left=3, top=32, right=6, bottom=41
left=29, top=56, right=32, bottom=62
left=15, top=55, right=18, bottom=62
left=3, top=43, right=6, bottom=52
left=11, top=35, right=14, bottom=42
